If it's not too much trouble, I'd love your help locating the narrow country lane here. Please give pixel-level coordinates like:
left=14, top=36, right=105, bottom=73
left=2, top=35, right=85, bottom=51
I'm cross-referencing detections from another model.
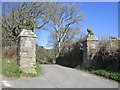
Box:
left=2, top=64, right=119, bottom=88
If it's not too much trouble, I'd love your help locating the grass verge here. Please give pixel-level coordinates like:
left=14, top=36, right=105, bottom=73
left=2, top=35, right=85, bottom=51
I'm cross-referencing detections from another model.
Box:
left=75, top=66, right=120, bottom=82
left=2, top=59, right=41, bottom=78
left=0, top=59, right=2, bottom=74
left=91, top=70, right=120, bottom=82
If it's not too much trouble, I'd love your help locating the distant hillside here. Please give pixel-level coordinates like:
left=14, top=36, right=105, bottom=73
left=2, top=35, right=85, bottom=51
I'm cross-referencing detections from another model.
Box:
left=36, top=45, right=56, bottom=64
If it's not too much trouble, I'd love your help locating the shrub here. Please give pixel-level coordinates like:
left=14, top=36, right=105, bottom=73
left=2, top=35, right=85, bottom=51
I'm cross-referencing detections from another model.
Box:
left=91, top=39, right=120, bottom=72
left=56, top=40, right=83, bottom=68
left=2, top=46, right=17, bottom=59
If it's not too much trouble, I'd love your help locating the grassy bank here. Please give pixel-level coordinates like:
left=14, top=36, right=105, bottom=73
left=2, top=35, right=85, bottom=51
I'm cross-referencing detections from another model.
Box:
left=0, top=59, right=2, bottom=74
left=2, top=59, right=41, bottom=78
left=91, top=70, right=120, bottom=82
left=75, top=67, right=120, bottom=82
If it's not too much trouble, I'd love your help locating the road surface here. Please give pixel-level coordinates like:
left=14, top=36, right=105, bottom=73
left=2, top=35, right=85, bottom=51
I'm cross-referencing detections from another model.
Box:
left=2, top=64, right=119, bottom=88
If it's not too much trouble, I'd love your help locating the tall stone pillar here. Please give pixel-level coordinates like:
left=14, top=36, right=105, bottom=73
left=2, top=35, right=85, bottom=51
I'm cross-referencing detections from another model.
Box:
left=18, top=29, right=37, bottom=74
left=83, top=28, right=98, bottom=69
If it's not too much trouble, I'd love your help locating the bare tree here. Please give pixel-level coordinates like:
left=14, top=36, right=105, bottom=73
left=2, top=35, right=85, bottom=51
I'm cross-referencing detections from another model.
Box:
left=2, top=2, right=49, bottom=46
left=46, top=3, right=86, bottom=54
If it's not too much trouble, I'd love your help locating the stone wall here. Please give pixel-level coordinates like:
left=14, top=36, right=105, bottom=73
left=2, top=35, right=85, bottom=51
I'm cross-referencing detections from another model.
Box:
left=18, top=29, right=37, bottom=74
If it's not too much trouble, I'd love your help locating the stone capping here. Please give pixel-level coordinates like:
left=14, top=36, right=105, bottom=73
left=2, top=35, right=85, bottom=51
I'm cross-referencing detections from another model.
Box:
left=85, top=35, right=98, bottom=41
left=19, top=29, right=37, bottom=38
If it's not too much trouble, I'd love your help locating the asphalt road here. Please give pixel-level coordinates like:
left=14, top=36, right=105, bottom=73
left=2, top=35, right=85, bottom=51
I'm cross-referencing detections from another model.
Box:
left=2, top=64, right=119, bottom=88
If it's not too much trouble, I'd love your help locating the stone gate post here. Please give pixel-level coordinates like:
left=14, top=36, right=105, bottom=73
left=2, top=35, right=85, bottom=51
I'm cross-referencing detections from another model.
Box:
left=18, top=29, right=37, bottom=74
left=83, top=28, right=98, bottom=69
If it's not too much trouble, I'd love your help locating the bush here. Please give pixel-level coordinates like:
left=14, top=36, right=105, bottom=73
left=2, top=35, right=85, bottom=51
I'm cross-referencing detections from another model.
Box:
left=56, top=40, right=83, bottom=68
left=90, top=39, right=120, bottom=72
left=2, top=46, right=17, bottom=59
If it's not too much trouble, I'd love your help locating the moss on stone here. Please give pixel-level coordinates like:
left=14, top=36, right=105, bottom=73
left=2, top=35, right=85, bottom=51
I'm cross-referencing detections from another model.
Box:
left=24, top=19, right=34, bottom=30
